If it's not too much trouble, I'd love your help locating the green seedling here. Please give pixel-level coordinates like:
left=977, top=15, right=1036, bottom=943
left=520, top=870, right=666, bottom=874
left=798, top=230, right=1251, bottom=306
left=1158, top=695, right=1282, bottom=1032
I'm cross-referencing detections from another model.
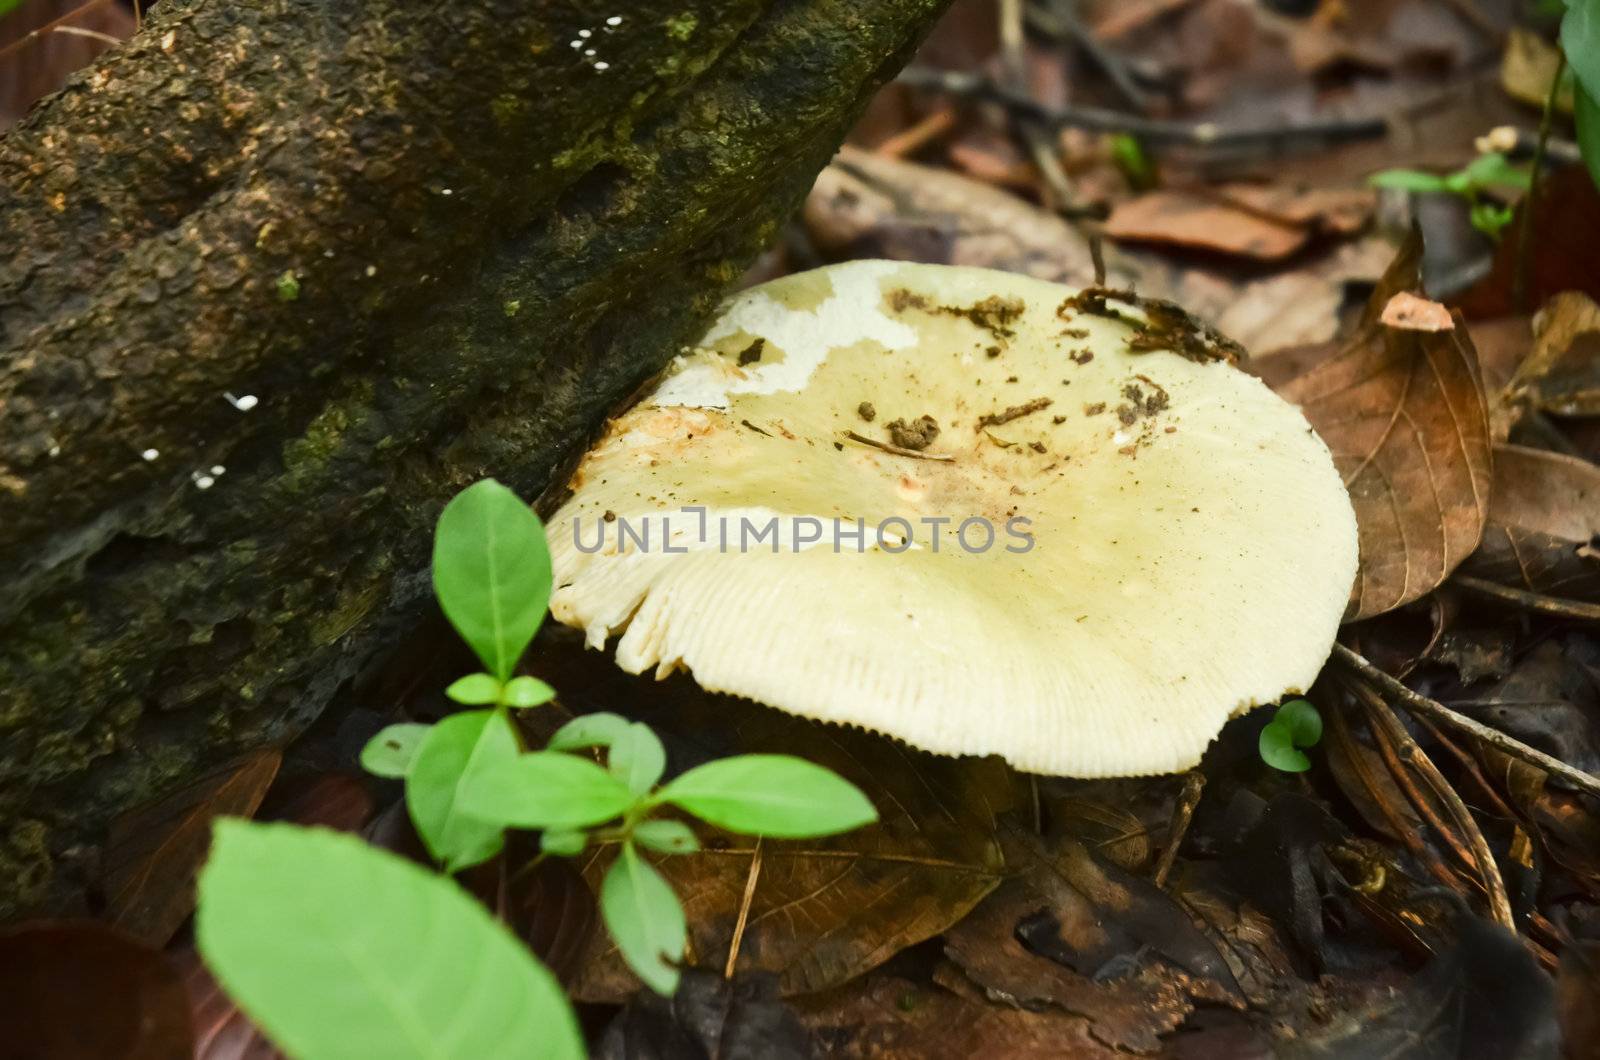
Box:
left=1370, top=153, right=1533, bottom=239
left=199, top=479, right=877, bottom=1060
left=1259, top=698, right=1323, bottom=773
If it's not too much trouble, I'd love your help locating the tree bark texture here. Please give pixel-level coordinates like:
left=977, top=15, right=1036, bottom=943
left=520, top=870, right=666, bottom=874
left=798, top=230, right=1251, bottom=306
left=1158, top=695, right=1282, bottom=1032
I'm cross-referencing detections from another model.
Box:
left=0, top=0, right=948, bottom=915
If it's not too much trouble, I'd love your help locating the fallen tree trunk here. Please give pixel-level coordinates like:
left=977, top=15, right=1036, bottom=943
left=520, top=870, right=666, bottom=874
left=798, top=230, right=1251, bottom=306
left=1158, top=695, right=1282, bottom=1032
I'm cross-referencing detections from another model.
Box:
left=0, top=0, right=947, bottom=915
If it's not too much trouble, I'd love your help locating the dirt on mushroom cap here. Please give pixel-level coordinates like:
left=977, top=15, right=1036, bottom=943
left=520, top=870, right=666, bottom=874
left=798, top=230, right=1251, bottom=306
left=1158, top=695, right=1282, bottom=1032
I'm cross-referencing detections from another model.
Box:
left=545, top=260, right=1358, bottom=778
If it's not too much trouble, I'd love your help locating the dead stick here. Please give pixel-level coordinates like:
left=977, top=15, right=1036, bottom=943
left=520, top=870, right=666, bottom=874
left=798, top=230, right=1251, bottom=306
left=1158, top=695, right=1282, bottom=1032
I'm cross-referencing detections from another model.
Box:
left=1352, top=681, right=1514, bottom=930
left=842, top=430, right=956, bottom=461
left=1358, top=685, right=1485, bottom=883
left=1152, top=771, right=1204, bottom=888
left=1449, top=575, right=1600, bottom=622
left=1329, top=695, right=1466, bottom=892
left=897, top=67, right=1387, bottom=148
left=724, top=837, right=764, bottom=979
left=1332, top=644, right=1600, bottom=801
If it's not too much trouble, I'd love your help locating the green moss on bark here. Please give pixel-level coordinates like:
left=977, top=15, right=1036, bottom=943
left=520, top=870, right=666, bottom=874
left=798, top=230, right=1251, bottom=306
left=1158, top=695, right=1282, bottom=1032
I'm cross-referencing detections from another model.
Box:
left=0, top=0, right=948, bottom=914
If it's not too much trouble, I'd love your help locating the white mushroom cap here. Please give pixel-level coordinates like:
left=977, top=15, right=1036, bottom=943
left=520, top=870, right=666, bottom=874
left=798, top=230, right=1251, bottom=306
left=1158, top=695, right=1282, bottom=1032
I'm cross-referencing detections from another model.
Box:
left=547, top=261, right=1357, bottom=777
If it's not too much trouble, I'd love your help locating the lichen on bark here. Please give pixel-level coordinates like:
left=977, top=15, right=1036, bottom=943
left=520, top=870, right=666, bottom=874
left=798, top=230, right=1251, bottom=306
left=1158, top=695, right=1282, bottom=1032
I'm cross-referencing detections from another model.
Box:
left=0, top=0, right=948, bottom=915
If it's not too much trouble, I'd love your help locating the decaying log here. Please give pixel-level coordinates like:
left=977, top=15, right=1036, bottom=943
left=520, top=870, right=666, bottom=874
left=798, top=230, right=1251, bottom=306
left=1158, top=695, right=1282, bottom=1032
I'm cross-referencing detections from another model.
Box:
left=0, top=0, right=947, bottom=914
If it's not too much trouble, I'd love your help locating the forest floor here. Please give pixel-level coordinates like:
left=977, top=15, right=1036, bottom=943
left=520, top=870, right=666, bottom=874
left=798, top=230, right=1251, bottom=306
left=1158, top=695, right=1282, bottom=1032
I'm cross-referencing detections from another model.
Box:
left=4, top=0, right=1600, bottom=1055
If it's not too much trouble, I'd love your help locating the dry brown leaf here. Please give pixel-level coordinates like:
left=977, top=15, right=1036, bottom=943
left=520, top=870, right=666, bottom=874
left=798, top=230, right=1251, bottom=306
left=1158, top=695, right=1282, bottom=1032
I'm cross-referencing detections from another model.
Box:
left=101, top=750, right=282, bottom=946
left=796, top=972, right=1118, bottom=1059
left=0, top=921, right=195, bottom=1059
left=568, top=703, right=1020, bottom=999
left=1216, top=183, right=1376, bottom=236
left=1505, top=292, right=1600, bottom=418
left=1459, top=444, right=1600, bottom=601
left=1278, top=236, right=1492, bottom=621
left=1380, top=291, right=1455, bottom=333
left=805, top=147, right=1102, bottom=286
left=1104, top=189, right=1310, bottom=261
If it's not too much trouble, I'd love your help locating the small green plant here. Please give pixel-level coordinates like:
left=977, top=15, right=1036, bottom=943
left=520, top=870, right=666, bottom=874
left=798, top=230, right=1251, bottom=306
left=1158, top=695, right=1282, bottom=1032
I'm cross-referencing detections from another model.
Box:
left=1563, top=0, right=1600, bottom=188
left=1370, top=153, right=1533, bottom=239
left=198, top=479, right=877, bottom=1059
left=1258, top=698, right=1323, bottom=773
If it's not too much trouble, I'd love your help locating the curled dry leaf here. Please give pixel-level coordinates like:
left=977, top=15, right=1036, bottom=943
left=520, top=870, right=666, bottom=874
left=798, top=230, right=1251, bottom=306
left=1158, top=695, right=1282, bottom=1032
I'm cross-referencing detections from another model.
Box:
left=101, top=750, right=282, bottom=947
left=1380, top=292, right=1455, bottom=333
left=1505, top=292, right=1600, bottom=418
left=1458, top=444, right=1600, bottom=602
left=1278, top=236, right=1492, bottom=621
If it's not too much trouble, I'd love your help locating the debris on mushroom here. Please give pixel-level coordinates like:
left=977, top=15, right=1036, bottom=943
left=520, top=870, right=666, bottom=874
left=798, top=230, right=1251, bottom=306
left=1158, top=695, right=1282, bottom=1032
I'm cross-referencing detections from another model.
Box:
left=546, top=260, right=1359, bottom=777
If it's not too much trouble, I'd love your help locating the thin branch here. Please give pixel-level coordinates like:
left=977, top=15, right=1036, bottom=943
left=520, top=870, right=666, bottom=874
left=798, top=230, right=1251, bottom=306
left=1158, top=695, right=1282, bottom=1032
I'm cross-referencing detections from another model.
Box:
left=897, top=67, right=1387, bottom=149
left=1350, top=680, right=1514, bottom=930
left=1450, top=575, right=1600, bottom=621
left=842, top=430, right=956, bottom=461
left=999, top=0, right=1091, bottom=216
left=724, top=838, right=763, bottom=979
left=1025, top=0, right=1154, bottom=112
left=1332, top=644, right=1600, bottom=800
left=1152, top=771, right=1204, bottom=888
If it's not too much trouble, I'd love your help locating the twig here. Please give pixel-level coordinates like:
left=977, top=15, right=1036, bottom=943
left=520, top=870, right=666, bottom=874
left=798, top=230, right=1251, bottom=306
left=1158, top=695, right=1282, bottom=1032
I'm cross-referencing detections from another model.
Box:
left=842, top=430, right=956, bottom=461
left=51, top=25, right=123, bottom=45
left=999, top=0, right=1091, bottom=216
left=1350, top=681, right=1514, bottom=929
left=724, top=838, right=763, bottom=979
left=1025, top=0, right=1154, bottom=112
left=0, top=0, right=128, bottom=61
left=1516, top=55, right=1567, bottom=313
left=1328, top=699, right=1467, bottom=891
left=1450, top=575, right=1600, bottom=621
left=897, top=67, right=1387, bottom=149
left=1152, top=771, right=1204, bottom=888
left=1332, top=644, right=1600, bottom=800
left=875, top=107, right=958, bottom=158
left=1358, top=685, right=1484, bottom=880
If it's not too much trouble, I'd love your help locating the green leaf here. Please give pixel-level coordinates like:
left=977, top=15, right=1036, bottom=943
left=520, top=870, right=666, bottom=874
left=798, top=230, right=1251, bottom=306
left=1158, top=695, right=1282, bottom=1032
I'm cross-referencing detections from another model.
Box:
left=600, top=843, right=686, bottom=996
left=549, top=712, right=634, bottom=751
left=1578, top=82, right=1600, bottom=193
left=1469, top=201, right=1515, bottom=240
left=502, top=675, right=556, bottom=708
left=461, top=751, right=636, bottom=830
left=1563, top=0, right=1600, bottom=104
left=359, top=723, right=431, bottom=779
left=0, top=0, right=23, bottom=17
left=632, top=819, right=700, bottom=854
left=1454, top=152, right=1533, bottom=192
left=541, top=829, right=589, bottom=856
left=1275, top=699, right=1324, bottom=748
left=658, top=754, right=878, bottom=838
left=550, top=713, right=667, bottom=794
left=445, top=673, right=502, bottom=706
left=433, top=479, right=552, bottom=682
left=196, top=820, right=583, bottom=1060
left=1259, top=721, right=1311, bottom=773
left=1369, top=169, right=1449, bottom=193
left=405, top=709, right=519, bottom=872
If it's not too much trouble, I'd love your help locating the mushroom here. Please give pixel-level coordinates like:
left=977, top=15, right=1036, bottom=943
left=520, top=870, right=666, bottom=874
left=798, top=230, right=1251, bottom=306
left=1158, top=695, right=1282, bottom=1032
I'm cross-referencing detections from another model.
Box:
left=546, top=261, right=1357, bottom=777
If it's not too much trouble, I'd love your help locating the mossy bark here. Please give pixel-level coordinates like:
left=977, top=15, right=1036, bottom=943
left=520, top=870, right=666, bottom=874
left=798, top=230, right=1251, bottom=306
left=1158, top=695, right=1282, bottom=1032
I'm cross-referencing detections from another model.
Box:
left=0, top=0, right=947, bottom=915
